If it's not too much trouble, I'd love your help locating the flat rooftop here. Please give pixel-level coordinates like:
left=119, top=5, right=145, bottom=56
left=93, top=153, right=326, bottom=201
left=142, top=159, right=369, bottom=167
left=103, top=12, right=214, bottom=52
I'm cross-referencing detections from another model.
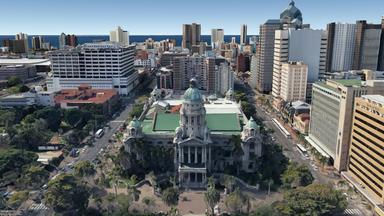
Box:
left=0, top=58, right=50, bottom=65
left=362, top=95, right=384, bottom=105
left=330, top=79, right=362, bottom=87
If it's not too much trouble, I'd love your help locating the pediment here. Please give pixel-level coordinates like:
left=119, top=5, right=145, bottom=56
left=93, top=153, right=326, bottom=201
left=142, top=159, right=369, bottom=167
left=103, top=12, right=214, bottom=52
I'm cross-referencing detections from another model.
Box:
left=178, top=137, right=207, bottom=146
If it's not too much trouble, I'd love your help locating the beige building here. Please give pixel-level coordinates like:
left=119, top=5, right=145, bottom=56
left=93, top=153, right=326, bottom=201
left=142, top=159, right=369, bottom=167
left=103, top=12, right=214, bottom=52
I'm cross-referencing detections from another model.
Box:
left=342, top=95, right=384, bottom=216
left=280, top=62, right=308, bottom=102
left=306, top=79, right=384, bottom=171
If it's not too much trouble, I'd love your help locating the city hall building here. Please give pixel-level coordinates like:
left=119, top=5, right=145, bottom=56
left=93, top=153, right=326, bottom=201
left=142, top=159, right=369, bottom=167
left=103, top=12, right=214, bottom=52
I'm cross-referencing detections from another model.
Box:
left=124, top=80, right=263, bottom=188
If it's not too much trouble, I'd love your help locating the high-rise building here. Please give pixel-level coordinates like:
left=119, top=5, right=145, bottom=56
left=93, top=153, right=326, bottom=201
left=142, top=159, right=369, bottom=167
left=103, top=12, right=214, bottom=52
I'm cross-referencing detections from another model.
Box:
left=31, top=36, right=43, bottom=50
left=280, top=62, right=308, bottom=102
left=377, top=16, right=384, bottom=71
left=3, top=39, right=26, bottom=53
left=306, top=79, right=384, bottom=171
left=343, top=95, right=384, bottom=216
left=160, top=51, right=189, bottom=67
left=211, top=28, right=224, bottom=48
left=353, top=20, right=382, bottom=70
left=47, top=42, right=138, bottom=95
left=250, top=54, right=259, bottom=89
left=272, top=28, right=327, bottom=102
left=15, top=32, right=28, bottom=52
left=110, top=26, right=129, bottom=45
left=236, top=53, right=250, bottom=73
left=255, top=0, right=304, bottom=93
left=65, top=34, right=78, bottom=47
left=59, top=33, right=66, bottom=49
left=172, top=55, right=221, bottom=93
left=182, top=23, right=201, bottom=50
left=240, top=24, right=247, bottom=45
left=215, top=61, right=234, bottom=95
left=326, top=23, right=357, bottom=72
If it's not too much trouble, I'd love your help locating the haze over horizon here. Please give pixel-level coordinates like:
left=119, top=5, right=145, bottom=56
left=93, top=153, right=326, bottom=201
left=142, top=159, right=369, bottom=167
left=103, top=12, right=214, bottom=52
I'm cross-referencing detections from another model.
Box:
left=1, top=0, right=383, bottom=35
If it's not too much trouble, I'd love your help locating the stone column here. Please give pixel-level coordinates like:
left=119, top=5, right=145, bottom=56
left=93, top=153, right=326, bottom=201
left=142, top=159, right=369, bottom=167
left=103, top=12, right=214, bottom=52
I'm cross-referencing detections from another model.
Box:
left=180, top=147, right=183, bottom=163
left=195, top=147, right=198, bottom=164
left=208, top=147, right=212, bottom=171
left=188, top=147, right=191, bottom=163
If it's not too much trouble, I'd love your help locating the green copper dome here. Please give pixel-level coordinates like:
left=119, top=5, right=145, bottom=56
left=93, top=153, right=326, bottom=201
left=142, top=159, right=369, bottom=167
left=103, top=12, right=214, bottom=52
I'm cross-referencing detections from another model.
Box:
left=183, top=78, right=203, bottom=102
left=129, top=117, right=141, bottom=128
left=246, top=117, right=259, bottom=129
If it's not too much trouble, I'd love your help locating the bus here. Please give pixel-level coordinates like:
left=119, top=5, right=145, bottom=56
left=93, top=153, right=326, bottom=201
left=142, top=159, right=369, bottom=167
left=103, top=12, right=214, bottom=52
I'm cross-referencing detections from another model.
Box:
left=296, top=144, right=308, bottom=158
left=95, top=129, right=104, bottom=138
left=271, top=118, right=291, bottom=139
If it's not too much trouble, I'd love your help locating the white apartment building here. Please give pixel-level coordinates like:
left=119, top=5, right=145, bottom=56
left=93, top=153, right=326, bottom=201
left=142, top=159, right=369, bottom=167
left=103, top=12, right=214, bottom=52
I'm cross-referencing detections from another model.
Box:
left=110, top=26, right=130, bottom=45
left=47, top=42, right=138, bottom=95
left=211, top=29, right=224, bottom=49
left=280, top=62, right=308, bottom=102
left=272, top=28, right=327, bottom=101
left=215, top=62, right=234, bottom=95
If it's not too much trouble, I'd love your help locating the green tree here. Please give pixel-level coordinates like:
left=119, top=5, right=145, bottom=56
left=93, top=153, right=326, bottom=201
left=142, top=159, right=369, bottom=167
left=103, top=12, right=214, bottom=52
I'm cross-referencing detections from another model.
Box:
left=252, top=204, right=279, bottom=216
left=18, top=165, right=49, bottom=189
left=204, top=177, right=220, bottom=215
left=225, top=188, right=248, bottom=214
left=129, top=104, right=144, bottom=118
left=276, top=183, right=348, bottom=216
left=7, top=76, right=21, bottom=87
left=45, top=174, right=90, bottom=214
left=64, top=109, right=92, bottom=129
left=0, top=195, right=6, bottom=210
left=0, top=149, right=37, bottom=184
left=6, top=190, right=28, bottom=209
left=10, top=119, right=51, bottom=150
left=74, top=160, right=96, bottom=177
left=281, top=162, right=314, bottom=189
left=161, top=187, right=179, bottom=207
left=222, top=175, right=235, bottom=193
left=126, top=175, right=141, bottom=202
left=0, top=110, right=15, bottom=128
left=241, top=101, right=256, bottom=118
left=34, top=107, right=62, bottom=131
left=259, top=143, right=289, bottom=188
left=230, top=135, right=244, bottom=176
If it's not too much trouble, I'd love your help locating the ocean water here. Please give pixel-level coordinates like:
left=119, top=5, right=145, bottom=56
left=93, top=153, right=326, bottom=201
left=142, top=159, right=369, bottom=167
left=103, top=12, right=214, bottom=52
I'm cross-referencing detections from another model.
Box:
left=0, top=35, right=254, bottom=48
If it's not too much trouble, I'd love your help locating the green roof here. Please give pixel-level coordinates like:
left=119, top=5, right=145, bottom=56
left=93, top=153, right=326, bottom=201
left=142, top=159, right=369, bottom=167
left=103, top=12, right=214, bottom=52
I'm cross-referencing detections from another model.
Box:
left=206, top=114, right=241, bottom=131
left=153, top=113, right=180, bottom=131
left=331, top=79, right=362, bottom=87
left=149, top=113, right=241, bottom=133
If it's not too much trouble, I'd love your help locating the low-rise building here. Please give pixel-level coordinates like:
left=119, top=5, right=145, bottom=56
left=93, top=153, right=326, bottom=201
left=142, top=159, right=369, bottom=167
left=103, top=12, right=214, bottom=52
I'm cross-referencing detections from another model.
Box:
left=0, top=90, right=54, bottom=107
left=293, top=113, right=310, bottom=134
left=54, top=85, right=119, bottom=115
left=0, top=64, right=37, bottom=81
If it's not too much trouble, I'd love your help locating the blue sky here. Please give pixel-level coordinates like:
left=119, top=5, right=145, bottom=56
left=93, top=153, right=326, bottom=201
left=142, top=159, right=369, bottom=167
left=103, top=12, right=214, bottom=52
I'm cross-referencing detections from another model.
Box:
left=1, top=0, right=383, bottom=35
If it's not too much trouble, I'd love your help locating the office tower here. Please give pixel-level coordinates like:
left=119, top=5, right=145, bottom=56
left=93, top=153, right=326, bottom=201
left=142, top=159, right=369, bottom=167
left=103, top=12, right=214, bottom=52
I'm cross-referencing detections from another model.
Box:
left=59, top=33, right=66, bottom=49
left=344, top=95, right=384, bottom=215
left=306, top=79, right=384, bottom=171
left=326, top=23, right=357, bottom=72
left=211, top=28, right=224, bottom=48
left=65, top=34, right=78, bottom=47
left=15, top=32, right=28, bottom=52
left=236, top=53, right=250, bottom=73
left=272, top=28, right=327, bottom=102
left=172, top=55, right=217, bottom=92
left=240, top=24, right=247, bottom=45
left=280, top=62, right=308, bottom=102
left=250, top=54, right=259, bottom=89
left=3, top=39, right=26, bottom=53
left=255, top=0, right=304, bottom=93
left=110, top=26, right=129, bottom=45
left=182, top=23, right=201, bottom=50
left=160, top=51, right=189, bottom=67
left=47, top=42, right=138, bottom=95
left=353, top=20, right=382, bottom=70
left=31, top=36, right=42, bottom=50
left=215, top=61, right=234, bottom=95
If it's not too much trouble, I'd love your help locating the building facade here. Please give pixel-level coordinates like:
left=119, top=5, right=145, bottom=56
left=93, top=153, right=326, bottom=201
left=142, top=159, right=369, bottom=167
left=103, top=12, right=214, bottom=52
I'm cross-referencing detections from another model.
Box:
left=240, top=24, right=247, bottom=45
left=326, top=23, right=356, bottom=72
left=211, top=29, right=224, bottom=49
left=47, top=42, right=138, bottom=95
left=279, top=62, right=308, bottom=102
left=343, top=95, right=384, bottom=215
left=215, top=62, right=234, bottom=95
left=182, top=23, right=201, bottom=50
left=110, top=26, right=129, bottom=45
left=306, top=79, right=384, bottom=171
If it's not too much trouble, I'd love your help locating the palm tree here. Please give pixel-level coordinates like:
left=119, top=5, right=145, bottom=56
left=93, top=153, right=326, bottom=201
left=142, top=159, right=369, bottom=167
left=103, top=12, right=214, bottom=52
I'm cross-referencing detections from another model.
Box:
left=126, top=175, right=141, bottom=202
left=231, top=135, right=244, bottom=176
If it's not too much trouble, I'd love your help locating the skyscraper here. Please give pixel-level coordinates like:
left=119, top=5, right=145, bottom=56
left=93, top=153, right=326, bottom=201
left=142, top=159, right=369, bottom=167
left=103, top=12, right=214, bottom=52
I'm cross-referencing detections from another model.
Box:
left=211, top=28, right=224, bottom=48
left=279, top=61, right=308, bottom=102
left=240, top=24, right=247, bottom=45
left=326, top=23, right=357, bottom=72
left=353, top=20, right=382, bottom=70
left=65, top=35, right=78, bottom=47
left=110, top=26, right=129, bottom=45
left=254, top=0, right=304, bottom=93
left=59, top=33, right=66, bottom=49
left=15, top=32, right=28, bottom=52
left=272, top=28, right=327, bottom=102
left=182, top=23, right=201, bottom=50
left=31, top=36, right=42, bottom=50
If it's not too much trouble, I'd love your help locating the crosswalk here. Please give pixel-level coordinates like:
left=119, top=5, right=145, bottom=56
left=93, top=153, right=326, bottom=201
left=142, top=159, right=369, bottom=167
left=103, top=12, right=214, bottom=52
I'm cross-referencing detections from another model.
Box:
left=344, top=208, right=363, bottom=215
